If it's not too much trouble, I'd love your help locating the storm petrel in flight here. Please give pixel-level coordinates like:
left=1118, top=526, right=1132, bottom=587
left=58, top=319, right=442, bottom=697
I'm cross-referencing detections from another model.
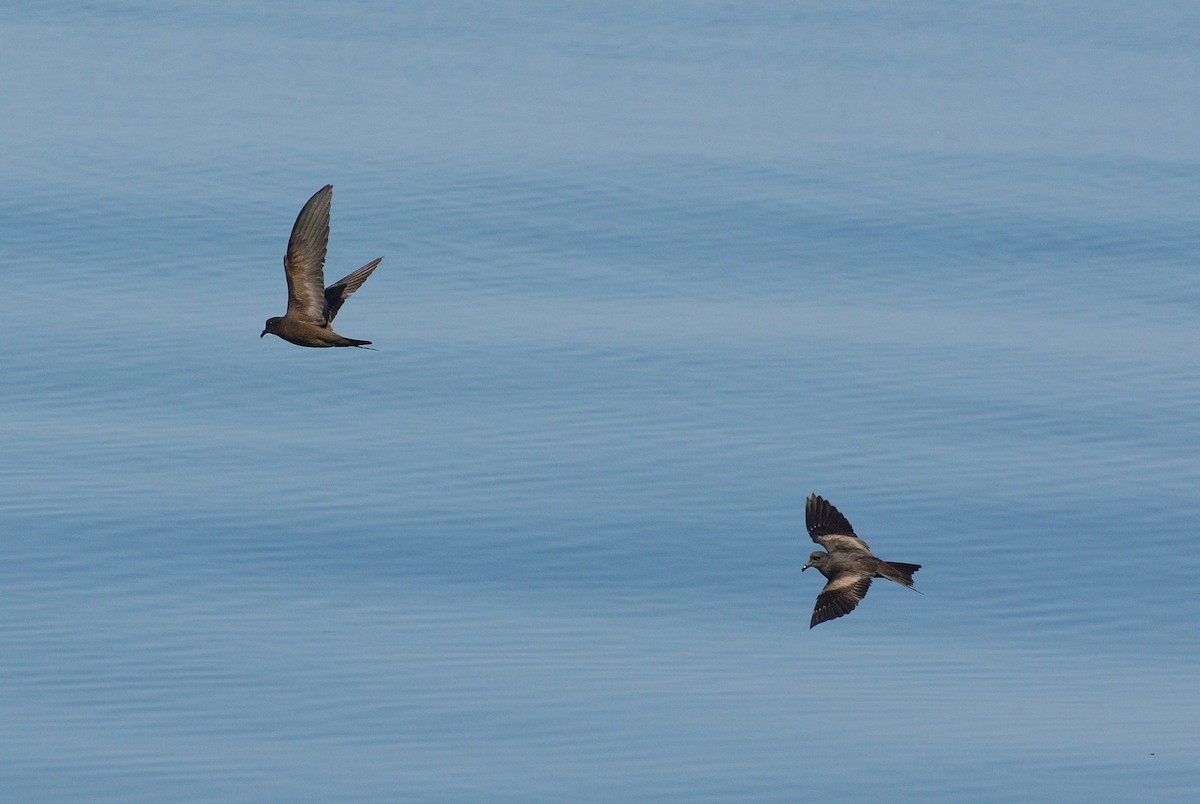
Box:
left=802, top=494, right=921, bottom=628
left=261, top=185, right=381, bottom=348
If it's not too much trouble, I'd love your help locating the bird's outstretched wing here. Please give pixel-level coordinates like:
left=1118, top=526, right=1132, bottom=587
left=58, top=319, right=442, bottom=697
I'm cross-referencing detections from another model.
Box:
left=284, top=185, right=332, bottom=323
left=811, top=573, right=873, bottom=628
left=806, top=494, right=871, bottom=554
left=325, top=258, right=381, bottom=324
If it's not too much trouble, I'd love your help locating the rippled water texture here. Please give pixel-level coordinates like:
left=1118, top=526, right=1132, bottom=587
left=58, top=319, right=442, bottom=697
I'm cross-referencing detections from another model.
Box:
left=2, top=2, right=1199, bottom=800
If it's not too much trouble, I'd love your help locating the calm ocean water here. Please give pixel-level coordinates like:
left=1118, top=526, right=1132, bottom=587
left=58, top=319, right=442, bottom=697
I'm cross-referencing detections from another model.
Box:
left=2, top=2, right=1199, bottom=801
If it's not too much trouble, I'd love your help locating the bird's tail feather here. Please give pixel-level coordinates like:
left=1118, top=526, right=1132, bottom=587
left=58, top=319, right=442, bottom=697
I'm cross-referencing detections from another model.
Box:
left=878, top=561, right=921, bottom=587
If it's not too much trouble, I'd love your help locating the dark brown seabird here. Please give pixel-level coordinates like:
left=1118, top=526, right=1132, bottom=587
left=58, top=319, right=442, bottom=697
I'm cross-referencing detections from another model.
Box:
left=261, top=185, right=381, bottom=348
left=802, top=494, right=921, bottom=628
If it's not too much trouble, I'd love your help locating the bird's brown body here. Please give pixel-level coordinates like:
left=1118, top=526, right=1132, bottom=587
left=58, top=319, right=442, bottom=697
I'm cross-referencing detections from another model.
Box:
left=802, top=494, right=921, bottom=628
left=261, top=185, right=381, bottom=348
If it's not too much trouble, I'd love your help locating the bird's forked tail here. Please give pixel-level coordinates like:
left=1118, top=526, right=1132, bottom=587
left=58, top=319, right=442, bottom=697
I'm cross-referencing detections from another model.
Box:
left=878, top=561, right=921, bottom=588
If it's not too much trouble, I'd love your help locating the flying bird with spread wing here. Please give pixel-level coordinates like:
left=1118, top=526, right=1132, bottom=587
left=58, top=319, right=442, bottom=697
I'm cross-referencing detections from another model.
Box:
left=802, top=494, right=921, bottom=628
left=261, top=185, right=381, bottom=348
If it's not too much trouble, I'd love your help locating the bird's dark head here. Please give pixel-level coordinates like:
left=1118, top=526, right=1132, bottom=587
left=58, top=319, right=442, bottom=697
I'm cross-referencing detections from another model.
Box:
left=802, top=551, right=828, bottom=572
left=262, top=317, right=282, bottom=338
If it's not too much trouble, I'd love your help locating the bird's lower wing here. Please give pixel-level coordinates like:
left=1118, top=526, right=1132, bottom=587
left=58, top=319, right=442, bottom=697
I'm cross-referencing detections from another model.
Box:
left=811, top=575, right=873, bottom=628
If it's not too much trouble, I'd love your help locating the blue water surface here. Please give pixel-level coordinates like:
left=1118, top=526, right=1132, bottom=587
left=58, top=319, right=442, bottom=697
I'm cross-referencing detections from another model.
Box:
left=1, top=2, right=1199, bottom=801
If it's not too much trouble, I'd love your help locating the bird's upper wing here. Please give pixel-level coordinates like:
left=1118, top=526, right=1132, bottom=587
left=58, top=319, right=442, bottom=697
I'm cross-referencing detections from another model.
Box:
left=810, top=573, right=873, bottom=628
left=806, top=494, right=872, bottom=554
left=283, top=185, right=332, bottom=323
left=325, top=258, right=381, bottom=324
